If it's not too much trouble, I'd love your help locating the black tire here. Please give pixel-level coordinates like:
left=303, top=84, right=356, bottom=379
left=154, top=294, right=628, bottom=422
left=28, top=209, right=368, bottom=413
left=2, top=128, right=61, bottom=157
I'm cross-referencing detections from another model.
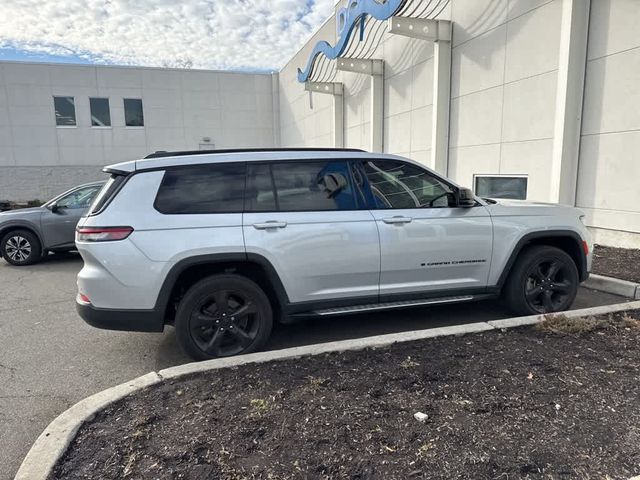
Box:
left=1, top=229, right=42, bottom=266
left=175, top=274, right=273, bottom=361
left=503, top=245, right=579, bottom=316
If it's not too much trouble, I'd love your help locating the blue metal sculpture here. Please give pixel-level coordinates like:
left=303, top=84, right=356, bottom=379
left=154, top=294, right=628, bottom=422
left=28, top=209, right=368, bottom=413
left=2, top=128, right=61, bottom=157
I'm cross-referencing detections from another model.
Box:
left=297, top=0, right=403, bottom=83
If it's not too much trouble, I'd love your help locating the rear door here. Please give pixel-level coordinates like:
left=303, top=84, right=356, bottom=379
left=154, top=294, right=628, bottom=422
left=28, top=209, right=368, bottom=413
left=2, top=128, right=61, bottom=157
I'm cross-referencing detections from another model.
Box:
left=243, top=160, right=380, bottom=306
left=359, top=159, right=493, bottom=298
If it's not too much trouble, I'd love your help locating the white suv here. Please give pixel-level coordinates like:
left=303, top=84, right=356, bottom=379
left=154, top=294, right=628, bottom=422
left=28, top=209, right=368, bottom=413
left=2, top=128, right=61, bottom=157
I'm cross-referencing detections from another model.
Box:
left=76, top=148, right=592, bottom=360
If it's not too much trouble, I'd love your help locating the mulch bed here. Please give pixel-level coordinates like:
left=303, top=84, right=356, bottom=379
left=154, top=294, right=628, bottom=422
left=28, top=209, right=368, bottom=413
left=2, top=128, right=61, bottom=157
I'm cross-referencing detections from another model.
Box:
left=593, top=244, right=640, bottom=283
left=52, top=311, right=640, bottom=480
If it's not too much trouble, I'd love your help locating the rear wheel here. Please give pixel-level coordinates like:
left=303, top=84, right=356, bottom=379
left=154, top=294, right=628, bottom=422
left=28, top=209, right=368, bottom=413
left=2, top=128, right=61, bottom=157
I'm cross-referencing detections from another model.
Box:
left=503, top=245, right=579, bottom=316
left=175, top=274, right=273, bottom=361
left=1, top=230, right=42, bottom=266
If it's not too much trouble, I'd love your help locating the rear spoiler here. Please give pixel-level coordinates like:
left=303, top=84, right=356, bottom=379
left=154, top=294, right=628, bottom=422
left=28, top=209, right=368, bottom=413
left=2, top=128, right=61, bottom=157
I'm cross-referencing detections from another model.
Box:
left=102, top=159, right=136, bottom=175
left=102, top=166, right=129, bottom=175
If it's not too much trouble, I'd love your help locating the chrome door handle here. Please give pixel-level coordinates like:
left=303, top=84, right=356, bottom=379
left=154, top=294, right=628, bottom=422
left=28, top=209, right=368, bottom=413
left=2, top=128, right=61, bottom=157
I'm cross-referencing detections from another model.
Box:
left=382, top=216, right=412, bottom=224
left=252, top=221, right=287, bottom=230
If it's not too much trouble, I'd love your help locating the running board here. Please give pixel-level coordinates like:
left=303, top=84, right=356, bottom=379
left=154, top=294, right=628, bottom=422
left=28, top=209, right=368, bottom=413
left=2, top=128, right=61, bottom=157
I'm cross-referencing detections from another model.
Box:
left=312, top=295, right=485, bottom=316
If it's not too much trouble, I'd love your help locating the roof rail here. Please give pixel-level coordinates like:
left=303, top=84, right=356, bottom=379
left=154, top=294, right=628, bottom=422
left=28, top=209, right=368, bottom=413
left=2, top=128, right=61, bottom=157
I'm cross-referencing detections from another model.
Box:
left=144, top=148, right=367, bottom=159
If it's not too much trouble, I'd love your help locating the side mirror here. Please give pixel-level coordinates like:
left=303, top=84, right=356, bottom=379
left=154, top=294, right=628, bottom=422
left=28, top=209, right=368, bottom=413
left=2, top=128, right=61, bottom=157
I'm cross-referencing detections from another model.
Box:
left=49, top=202, right=63, bottom=213
left=456, top=188, right=476, bottom=208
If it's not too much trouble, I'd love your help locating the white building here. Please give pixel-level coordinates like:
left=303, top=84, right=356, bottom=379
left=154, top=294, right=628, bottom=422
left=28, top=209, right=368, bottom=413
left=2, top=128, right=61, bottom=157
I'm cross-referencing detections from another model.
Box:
left=0, top=0, right=639, bottom=248
left=0, top=64, right=277, bottom=200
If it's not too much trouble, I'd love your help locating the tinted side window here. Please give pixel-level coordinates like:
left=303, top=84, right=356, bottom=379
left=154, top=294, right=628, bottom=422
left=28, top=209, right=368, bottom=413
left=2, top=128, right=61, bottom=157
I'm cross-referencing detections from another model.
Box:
left=245, top=164, right=277, bottom=212
left=362, top=160, right=453, bottom=209
left=270, top=161, right=358, bottom=211
left=155, top=163, right=246, bottom=214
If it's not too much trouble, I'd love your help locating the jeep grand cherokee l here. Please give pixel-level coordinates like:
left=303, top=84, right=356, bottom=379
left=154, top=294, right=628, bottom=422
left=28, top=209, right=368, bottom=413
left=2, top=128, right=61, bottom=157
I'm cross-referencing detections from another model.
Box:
left=75, top=148, right=592, bottom=360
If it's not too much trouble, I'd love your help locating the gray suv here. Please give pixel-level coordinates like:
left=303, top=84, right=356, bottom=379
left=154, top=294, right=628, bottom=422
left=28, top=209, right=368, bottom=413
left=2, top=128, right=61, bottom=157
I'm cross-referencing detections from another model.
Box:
left=75, top=148, right=592, bottom=361
left=0, top=182, right=104, bottom=266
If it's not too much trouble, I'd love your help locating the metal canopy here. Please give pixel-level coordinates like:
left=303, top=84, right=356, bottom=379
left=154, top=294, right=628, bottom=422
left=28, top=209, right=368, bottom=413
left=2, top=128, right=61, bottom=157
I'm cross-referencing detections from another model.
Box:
left=336, top=58, right=384, bottom=75
left=388, top=17, right=451, bottom=42
left=297, top=0, right=451, bottom=84
left=304, top=81, right=344, bottom=96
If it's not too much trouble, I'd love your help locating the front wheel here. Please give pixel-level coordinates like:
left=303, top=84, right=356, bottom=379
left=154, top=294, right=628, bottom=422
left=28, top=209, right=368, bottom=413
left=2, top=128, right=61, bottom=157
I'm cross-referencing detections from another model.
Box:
left=503, top=245, right=579, bottom=316
left=1, top=230, right=42, bottom=266
left=175, top=274, right=273, bottom=361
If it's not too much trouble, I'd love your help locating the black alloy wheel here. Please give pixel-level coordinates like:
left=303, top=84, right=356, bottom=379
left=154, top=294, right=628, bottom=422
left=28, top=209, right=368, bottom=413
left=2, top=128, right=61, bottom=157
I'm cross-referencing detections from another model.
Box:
left=175, top=274, right=273, bottom=360
left=504, top=245, right=579, bottom=316
left=524, top=259, right=574, bottom=313
left=191, top=290, right=260, bottom=357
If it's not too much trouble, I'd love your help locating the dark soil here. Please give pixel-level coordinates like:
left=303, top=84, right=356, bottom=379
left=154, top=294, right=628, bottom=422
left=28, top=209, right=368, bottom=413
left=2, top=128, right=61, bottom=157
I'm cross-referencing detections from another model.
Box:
left=52, top=311, right=640, bottom=480
left=593, top=244, right=640, bottom=283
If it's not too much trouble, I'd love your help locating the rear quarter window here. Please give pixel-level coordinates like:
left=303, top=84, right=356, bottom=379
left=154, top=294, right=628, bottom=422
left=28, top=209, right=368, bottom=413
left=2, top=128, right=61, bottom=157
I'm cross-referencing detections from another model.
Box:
left=154, top=163, right=246, bottom=214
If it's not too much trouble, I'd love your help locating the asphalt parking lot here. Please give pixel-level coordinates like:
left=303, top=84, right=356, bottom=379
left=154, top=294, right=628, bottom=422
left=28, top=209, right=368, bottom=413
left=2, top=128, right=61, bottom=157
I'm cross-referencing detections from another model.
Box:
left=0, top=253, right=629, bottom=479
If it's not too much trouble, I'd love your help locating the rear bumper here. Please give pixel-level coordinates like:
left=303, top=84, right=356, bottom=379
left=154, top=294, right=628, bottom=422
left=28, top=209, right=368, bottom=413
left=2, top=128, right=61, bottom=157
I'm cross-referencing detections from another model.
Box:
left=76, top=302, right=165, bottom=333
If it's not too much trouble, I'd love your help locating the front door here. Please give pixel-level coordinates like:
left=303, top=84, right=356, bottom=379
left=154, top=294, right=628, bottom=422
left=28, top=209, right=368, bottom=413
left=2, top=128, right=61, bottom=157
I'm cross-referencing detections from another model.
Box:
left=359, top=159, right=493, bottom=298
left=243, top=160, right=380, bottom=306
left=41, top=184, right=103, bottom=248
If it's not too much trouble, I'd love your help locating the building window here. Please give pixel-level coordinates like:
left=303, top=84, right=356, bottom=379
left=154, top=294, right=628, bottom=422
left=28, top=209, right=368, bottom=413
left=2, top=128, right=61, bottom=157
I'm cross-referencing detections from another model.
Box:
left=53, top=96, right=76, bottom=126
left=124, top=98, right=144, bottom=127
left=89, top=98, right=111, bottom=127
left=474, top=175, right=528, bottom=200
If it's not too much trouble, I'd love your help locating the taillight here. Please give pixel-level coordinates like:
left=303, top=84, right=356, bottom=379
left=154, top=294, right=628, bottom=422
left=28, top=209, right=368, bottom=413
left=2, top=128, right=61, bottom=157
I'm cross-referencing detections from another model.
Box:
left=77, top=293, right=91, bottom=305
left=76, top=226, right=133, bottom=242
left=582, top=240, right=589, bottom=255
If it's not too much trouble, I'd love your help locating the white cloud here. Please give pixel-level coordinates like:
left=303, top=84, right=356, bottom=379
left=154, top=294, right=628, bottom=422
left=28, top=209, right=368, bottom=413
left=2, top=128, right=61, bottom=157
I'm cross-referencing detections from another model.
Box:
left=0, top=0, right=335, bottom=70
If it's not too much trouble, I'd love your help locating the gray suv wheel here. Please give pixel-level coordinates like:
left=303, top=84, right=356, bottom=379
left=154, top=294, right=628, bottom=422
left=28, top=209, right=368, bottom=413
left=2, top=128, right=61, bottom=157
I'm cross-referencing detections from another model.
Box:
left=1, top=230, right=42, bottom=266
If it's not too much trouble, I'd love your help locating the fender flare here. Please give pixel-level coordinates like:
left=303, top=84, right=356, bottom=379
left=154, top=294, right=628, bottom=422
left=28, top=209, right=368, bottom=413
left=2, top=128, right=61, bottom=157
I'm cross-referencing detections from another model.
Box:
left=153, top=252, right=290, bottom=316
left=496, top=230, right=588, bottom=288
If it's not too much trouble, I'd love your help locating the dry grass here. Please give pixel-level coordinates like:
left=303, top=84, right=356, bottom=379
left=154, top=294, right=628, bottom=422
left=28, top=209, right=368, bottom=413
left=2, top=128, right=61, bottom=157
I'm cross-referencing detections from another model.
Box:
left=249, top=398, right=269, bottom=414
left=304, top=375, right=327, bottom=394
left=400, top=356, right=420, bottom=368
left=537, top=311, right=640, bottom=335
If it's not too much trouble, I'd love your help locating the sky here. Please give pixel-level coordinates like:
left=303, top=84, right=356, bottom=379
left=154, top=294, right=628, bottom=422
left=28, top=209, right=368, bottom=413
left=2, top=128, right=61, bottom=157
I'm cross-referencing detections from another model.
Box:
left=0, top=0, right=335, bottom=71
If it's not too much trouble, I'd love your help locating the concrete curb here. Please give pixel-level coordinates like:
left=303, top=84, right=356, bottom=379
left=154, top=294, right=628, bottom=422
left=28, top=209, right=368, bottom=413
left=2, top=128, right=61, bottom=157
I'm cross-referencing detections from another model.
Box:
left=584, top=274, right=640, bottom=299
left=15, top=372, right=162, bottom=480
left=15, top=300, right=640, bottom=480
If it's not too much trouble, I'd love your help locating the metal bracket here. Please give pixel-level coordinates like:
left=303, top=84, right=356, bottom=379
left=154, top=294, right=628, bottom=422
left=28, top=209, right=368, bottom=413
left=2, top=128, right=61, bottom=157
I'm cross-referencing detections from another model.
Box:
left=388, top=17, right=452, bottom=42
left=304, top=81, right=344, bottom=95
left=336, top=58, right=384, bottom=75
